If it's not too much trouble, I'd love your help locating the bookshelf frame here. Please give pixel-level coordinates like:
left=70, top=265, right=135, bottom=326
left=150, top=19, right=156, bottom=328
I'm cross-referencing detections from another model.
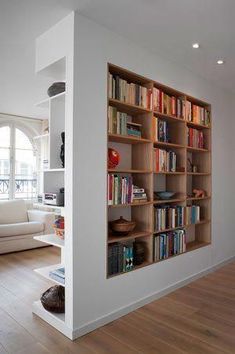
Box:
left=107, top=63, right=211, bottom=278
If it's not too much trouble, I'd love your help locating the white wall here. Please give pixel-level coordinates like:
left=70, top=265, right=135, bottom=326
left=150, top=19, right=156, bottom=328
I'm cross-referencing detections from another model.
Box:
left=72, top=13, right=235, bottom=335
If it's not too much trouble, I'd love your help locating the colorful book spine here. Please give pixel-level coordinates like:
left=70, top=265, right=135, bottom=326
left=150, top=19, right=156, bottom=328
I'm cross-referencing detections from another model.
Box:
left=108, top=243, right=134, bottom=275
left=154, top=148, right=177, bottom=172
left=154, top=229, right=186, bottom=261
left=108, top=174, right=133, bottom=205
left=187, top=127, right=204, bottom=148
left=108, top=73, right=152, bottom=109
left=153, top=88, right=185, bottom=118
left=186, top=101, right=210, bottom=126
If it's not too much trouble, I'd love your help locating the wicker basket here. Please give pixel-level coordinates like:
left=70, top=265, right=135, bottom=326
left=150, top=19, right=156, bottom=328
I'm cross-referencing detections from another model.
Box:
left=53, top=227, right=65, bottom=239
left=41, top=285, right=65, bottom=313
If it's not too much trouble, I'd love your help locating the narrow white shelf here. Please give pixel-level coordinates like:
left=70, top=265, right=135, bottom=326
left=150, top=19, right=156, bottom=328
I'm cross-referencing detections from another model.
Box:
left=34, top=234, right=64, bottom=248
left=44, top=168, right=65, bottom=172
left=34, top=263, right=65, bottom=287
left=36, top=91, right=66, bottom=108
left=33, top=133, right=49, bottom=140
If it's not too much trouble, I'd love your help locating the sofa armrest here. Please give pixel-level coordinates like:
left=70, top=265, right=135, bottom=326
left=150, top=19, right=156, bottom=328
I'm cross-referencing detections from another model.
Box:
left=27, top=210, right=55, bottom=235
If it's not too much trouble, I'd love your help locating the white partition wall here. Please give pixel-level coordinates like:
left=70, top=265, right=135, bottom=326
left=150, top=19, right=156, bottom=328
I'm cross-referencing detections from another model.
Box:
left=34, top=11, right=235, bottom=340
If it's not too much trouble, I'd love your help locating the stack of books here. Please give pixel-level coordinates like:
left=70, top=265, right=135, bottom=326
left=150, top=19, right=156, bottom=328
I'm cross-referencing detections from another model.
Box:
left=154, top=229, right=186, bottom=261
left=108, top=243, right=134, bottom=276
left=185, top=205, right=200, bottom=225
left=126, top=122, right=142, bottom=138
left=186, top=101, right=210, bottom=126
left=133, top=185, right=147, bottom=203
left=154, top=205, right=200, bottom=231
left=153, top=117, right=169, bottom=142
left=108, top=73, right=152, bottom=109
left=108, top=175, right=133, bottom=205
left=49, top=267, right=65, bottom=285
left=187, top=127, right=204, bottom=149
left=153, top=88, right=185, bottom=117
left=154, top=205, right=185, bottom=231
left=154, top=148, right=177, bottom=172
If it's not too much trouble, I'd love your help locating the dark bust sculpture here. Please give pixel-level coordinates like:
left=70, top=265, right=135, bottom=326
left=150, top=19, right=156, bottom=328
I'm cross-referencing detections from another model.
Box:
left=60, top=132, right=65, bottom=168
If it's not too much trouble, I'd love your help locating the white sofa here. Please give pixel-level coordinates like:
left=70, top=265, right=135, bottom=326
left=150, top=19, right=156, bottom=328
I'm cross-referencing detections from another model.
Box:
left=0, top=200, right=55, bottom=254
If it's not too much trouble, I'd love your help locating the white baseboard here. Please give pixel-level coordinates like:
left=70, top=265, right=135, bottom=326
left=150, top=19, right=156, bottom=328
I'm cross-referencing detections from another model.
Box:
left=72, top=254, right=235, bottom=339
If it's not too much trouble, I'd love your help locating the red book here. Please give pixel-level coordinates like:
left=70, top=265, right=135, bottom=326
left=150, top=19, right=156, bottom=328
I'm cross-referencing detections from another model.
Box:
left=155, top=148, right=159, bottom=172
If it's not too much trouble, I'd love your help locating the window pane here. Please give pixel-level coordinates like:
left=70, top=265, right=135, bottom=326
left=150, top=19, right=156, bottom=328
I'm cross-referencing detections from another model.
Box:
left=0, top=148, right=10, bottom=200
left=15, top=128, right=33, bottom=150
left=15, top=148, right=37, bottom=199
left=0, top=126, right=10, bottom=148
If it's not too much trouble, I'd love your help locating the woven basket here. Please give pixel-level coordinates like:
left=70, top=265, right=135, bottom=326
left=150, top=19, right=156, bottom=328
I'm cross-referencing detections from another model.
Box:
left=41, top=285, right=65, bottom=313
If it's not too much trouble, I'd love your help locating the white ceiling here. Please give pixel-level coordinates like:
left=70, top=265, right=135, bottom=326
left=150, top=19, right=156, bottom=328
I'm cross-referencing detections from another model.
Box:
left=1, top=0, right=235, bottom=118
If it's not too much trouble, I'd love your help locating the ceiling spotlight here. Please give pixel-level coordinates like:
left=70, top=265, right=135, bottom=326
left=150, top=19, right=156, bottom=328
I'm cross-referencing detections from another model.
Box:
left=192, top=43, right=200, bottom=49
left=217, top=59, right=224, bottom=65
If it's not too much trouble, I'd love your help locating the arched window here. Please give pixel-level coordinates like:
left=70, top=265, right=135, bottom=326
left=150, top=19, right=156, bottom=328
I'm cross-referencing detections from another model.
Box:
left=0, top=123, right=38, bottom=200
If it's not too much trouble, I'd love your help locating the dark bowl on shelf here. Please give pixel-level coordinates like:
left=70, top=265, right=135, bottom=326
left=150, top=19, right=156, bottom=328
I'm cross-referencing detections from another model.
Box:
left=47, top=82, right=66, bottom=97
left=110, top=216, right=136, bottom=235
left=154, top=191, right=176, bottom=200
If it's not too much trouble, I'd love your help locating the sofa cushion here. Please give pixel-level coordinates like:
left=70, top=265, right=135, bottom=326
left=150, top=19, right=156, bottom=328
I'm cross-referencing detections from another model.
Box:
left=0, top=221, right=44, bottom=237
left=0, top=200, right=28, bottom=224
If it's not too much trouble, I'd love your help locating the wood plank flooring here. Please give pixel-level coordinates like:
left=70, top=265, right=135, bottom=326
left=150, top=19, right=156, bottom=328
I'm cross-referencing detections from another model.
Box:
left=0, top=247, right=234, bottom=353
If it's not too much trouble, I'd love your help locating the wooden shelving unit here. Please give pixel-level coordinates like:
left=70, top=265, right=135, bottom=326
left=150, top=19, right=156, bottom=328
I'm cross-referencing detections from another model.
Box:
left=107, top=63, right=211, bottom=278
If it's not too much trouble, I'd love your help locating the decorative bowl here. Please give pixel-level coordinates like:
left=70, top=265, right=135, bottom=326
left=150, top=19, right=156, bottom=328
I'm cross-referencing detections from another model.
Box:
left=110, top=216, right=136, bottom=235
left=47, top=82, right=65, bottom=97
left=155, top=191, right=176, bottom=200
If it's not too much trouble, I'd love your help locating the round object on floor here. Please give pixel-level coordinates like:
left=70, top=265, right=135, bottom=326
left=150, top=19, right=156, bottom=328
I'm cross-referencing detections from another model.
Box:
left=40, top=285, right=65, bottom=313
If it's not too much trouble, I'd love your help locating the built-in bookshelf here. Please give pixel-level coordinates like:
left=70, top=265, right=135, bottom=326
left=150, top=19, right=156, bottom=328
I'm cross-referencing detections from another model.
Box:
left=107, top=63, right=211, bottom=278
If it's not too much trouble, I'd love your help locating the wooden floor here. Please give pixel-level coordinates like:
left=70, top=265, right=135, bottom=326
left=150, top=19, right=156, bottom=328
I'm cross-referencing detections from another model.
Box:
left=0, top=248, right=234, bottom=354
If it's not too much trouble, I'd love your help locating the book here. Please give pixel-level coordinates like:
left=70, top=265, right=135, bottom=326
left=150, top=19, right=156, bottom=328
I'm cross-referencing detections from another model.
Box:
left=187, top=127, right=204, bottom=148
left=153, top=88, right=185, bottom=118
left=154, top=148, right=177, bottom=172
left=186, top=101, right=210, bottom=126
left=49, top=267, right=65, bottom=285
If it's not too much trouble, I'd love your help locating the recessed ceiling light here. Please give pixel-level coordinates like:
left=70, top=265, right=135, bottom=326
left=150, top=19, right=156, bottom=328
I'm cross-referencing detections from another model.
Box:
left=217, top=59, right=224, bottom=65
left=192, top=43, right=200, bottom=49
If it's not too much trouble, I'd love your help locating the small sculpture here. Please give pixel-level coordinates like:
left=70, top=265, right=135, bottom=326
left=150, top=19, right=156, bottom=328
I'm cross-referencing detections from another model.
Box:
left=193, top=189, right=206, bottom=198
left=60, top=132, right=65, bottom=168
left=108, top=148, right=120, bottom=169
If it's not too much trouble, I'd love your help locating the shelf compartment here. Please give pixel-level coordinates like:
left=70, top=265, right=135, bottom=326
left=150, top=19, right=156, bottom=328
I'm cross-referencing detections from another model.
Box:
left=34, top=264, right=65, bottom=287
left=186, top=240, right=211, bottom=252
left=153, top=220, right=209, bottom=234
left=109, top=98, right=151, bottom=115
left=108, top=134, right=151, bottom=144
left=108, top=231, right=152, bottom=244
left=187, top=174, right=211, bottom=200
left=34, top=234, right=64, bottom=248
left=107, top=261, right=152, bottom=279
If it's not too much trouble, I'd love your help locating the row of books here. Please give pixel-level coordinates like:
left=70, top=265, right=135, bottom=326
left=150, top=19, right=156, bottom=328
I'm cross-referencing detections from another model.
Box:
left=49, top=267, right=65, bottom=285
left=108, top=243, right=134, bottom=275
left=154, top=229, right=186, bottom=261
left=153, top=88, right=185, bottom=117
left=108, top=73, right=152, bottom=109
left=153, top=117, right=169, bottom=142
left=108, top=175, right=147, bottom=205
left=154, top=148, right=177, bottom=172
left=108, top=106, right=129, bottom=135
left=154, top=205, right=200, bottom=231
left=186, top=101, right=210, bottom=126
left=187, top=127, right=204, bottom=149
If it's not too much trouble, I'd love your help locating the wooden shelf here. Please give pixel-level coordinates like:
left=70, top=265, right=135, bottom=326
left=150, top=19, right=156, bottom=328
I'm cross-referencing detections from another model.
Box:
left=108, top=169, right=152, bottom=174
left=34, top=264, right=64, bottom=287
left=187, top=172, right=211, bottom=176
left=154, top=141, right=185, bottom=149
left=154, top=220, right=210, bottom=234
left=186, top=121, right=211, bottom=130
left=109, top=98, right=151, bottom=115
left=34, top=234, right=64, bottom=248
left=155, top=171, right=185, bottom=175
left=187, top=146, right=209, bottom=153
left=186, top=240, right=211, bottom=252
left=108, top=133, right=151, bottom=144
left=108, top=231, right=151, bottom=244
left=108, top=201, right=152, bottom=208
left=153, top=198, right=185, bottom=204
left=154, top=111, right=185, bottom=123
left=187, top=196, right=211, bottom=201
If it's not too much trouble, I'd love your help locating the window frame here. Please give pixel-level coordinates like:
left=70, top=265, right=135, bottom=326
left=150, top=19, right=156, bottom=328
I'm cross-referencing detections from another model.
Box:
left=0, top=121, right=39, bottom=200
